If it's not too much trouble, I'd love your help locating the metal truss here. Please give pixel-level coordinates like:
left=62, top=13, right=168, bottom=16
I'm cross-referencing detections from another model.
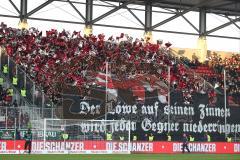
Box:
left=0, top=0, right=240, bottom=40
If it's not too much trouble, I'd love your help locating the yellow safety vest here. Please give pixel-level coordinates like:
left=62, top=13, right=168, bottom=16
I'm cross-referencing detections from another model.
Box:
left=0, top=78, right=3, bottom=85
left=133, top=135, right=137, bottom=141
left=167, top=135, right=172, bottom=141
left=3, top=65, right=8, bottom=74
left=12, top=77, right=18, bottom=85
left=62, top=133, right=69, bottom=140
left=207, top=135, right=211, bottom=142
left=149, top=136, right=154, bottom=141
left=120, top=136, right=124, bottom=141
left=27, top=122, right=32, bottom=129
left=21, top=89, right=26, bottom=97
left=8, top=89, right=13, bottom=96
left=106, top=133, right=112, bottom=141
left=190, top=136, right=195, bottom=142
left=227, top=137, right=232, bottom=142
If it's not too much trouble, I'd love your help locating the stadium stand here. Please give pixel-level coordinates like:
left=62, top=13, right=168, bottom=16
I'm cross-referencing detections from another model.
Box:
left=0, top=22, right=239, bottom=142
left=0, top=22, right=239, bottom=106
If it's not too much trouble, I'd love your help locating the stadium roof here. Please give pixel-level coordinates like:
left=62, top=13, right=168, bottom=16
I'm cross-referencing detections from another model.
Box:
left=0, top=0, right=239, bottom=40
left=105, top=0, right=240, bottom=16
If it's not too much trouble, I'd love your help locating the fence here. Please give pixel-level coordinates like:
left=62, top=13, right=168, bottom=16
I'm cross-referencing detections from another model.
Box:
left=0, top=106, right=57, bottom=130
left=0, top=50, right=57, bottom=115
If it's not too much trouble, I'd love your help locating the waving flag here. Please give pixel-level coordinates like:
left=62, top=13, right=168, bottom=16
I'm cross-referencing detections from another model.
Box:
left=94, top=72, right=168, bottom=104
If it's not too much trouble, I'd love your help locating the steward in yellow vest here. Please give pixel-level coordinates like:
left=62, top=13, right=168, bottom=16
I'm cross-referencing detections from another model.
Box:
left=21, top=89, right=26, bottom=97
left=3, top=65, right=8, bottom=74
left=8, top=88, right=14, bottom=96
left=133, top=135, right=137, bottom=141
left=227, top=136, right=232, bottom=142
left=167, top=134, right=172, bottom=141
left=0, top=77, right=3, bottom=85
left=106, top=132, right=112, bottom=141
left=148, top=133, right=154, bottom=142
left=62, top=133, right=69, bottom=140
left=207, top=134, right=211, bottom=142
left=189, top=135, right=195, bottom=142
left=119, top=136, right=124, bottom=141
left=12, top=77, right=18, bottom=85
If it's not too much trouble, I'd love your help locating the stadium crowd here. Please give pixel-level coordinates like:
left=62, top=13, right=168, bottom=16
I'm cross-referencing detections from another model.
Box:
left=0, top=77, right=30, bottom=129
left=0, top=22, right=239, bottom=106
left=0, top=22, right=239, bottom=142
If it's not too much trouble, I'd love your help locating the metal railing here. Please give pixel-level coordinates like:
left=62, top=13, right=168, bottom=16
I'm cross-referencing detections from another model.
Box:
left=0, top=106, right=57, bottom=130
left=0, top=50, right=57, bottom=114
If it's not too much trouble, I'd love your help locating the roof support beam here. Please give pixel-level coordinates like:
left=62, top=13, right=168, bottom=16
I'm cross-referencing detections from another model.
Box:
left=225, top=16, right=240, bottom=30
left=28, top=17, right=85, bottom=25
left=55, top=0, right=176, bottom=14
left=1, top=14, right=239, bottom=40
left=182, top=15, right=199, bottom=33
left=152, top=0, right=218, bottom=29
left=210, top=1, right=237, bottom=8
left=199, top=8, right=207, bottom=36
left=0, top=14, right=19, bottom=18
left=98, top=0, right=144, bottom=27
left=20, top=0, right=27, bottom=20
left=206, top=16, right=240, bottom=35
left=85, top=0, right=93, bottom=26
left=92, top=0, right=136, bottom=24
left=9, top=0, right=20, bottom=14
left=152, top=10, right=188, bottom=29
left=175, top=9, right=199, bottom=33
left=126, top=7, right=144, bottom=27
left=27, top=0, right=54, bottom=17
left=68, top=0, right=85, bottom=21
left=145, top=0, right=152, bottom=32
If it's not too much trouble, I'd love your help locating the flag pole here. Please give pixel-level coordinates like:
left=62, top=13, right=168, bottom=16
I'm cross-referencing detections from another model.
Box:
left=105, top=61, right=108, bottom=121
left=168, top=66, right=171, bottom=133
left=224, top=69, right=227, bottom=139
